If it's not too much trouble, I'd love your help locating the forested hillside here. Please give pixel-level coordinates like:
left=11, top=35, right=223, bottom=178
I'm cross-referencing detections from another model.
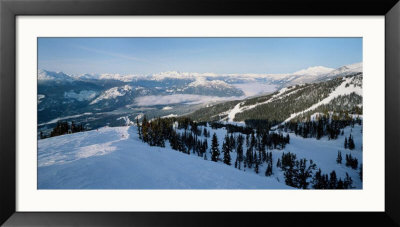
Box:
left=188, top=73, right=362, bottom=126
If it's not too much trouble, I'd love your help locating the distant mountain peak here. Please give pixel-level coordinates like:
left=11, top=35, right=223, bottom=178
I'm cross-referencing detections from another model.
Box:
left=38, top=69, right=73, bottom=81
left=188, top=77, right=231, bottom=88
left=323, top=62, right=362, bottom=78
left=292, top=66, right=334, bottom=76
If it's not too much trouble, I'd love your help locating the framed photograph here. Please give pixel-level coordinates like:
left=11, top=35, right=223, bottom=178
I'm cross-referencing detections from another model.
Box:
left=1, top=0, right=399, bottom=226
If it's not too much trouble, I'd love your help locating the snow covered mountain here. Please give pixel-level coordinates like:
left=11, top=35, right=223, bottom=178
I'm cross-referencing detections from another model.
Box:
left=90, top=85, right=133, bottom=105
left=324, top=62, right=362, bottom=77
left=38, top=63, right=360, bottom=84
left=183, top=78, right=244, bottom=97
left=188, top=72, right=362, bottom=124
left=38, top=69, right=74, bottom=82
left=292, top=66, right=334, bottom=76
left=37, top=63, right=363, bottom=190
left=37, top=62, right=362, bottom=132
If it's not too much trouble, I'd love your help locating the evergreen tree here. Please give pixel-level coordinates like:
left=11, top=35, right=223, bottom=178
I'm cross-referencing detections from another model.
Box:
left=141, top=115, right=149, bottom=142
left=343, top=172, right=353, bottom=189
left=277, top=158, right=281, bottom=168
left=137, top=118, right=142, bottom=140
left=348, top=134, right=355, bottom=150
left=245, top=145, right=253, bottom=168
left=345, top=153, right=358, bottom=169
left=336, top=151, right=342, bottom=164
left=236, top=136, right=244, bottom=170
left=255, top=161, right=259, bottom=174
left=312, top=169, right=325, bottom=189
left=337, top=179, right=344, bottom=189
left=296, top=159, right=316, bottom=189
left=203, top=128, right=208, bottom=137
left=265, top=162, right=273, bottom=176
left=284, top=166, right=296, bottom=187
left=211, top=133, right=220, bottom=162
left=229, top=134, right=236, bottom=151
left=329, top=171, right=338, bottom=189
left=222, top=135, right=231, bottom=165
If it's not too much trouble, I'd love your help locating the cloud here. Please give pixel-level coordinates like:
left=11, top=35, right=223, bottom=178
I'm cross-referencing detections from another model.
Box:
left=134, top=94, right=239, bottom=106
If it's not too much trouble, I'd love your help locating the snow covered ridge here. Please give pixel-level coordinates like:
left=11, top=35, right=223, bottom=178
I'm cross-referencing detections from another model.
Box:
left=226, top=85, right=303, bottom=122
left=38, top=69, right=74, bottom=81
left=90, top=85, right=133, bottom=105
left=292, top=66, right=334, bottom=76
left=37, top=62, right=362, bottom=83
left=187, top=77, right=233, bottom=88
left=324, top=62, right=362, bottom=77
left=279, top=75, right=362, bottom=125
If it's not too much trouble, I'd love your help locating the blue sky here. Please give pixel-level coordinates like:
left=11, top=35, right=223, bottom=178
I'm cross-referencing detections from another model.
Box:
left=38, top=38, right=362, bottom=75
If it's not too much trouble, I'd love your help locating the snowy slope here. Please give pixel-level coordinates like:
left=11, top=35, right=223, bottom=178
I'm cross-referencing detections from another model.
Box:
left=90, top=85, right=133, bottom=105
left=279, top=76, right=362, bottom=125
left=38, top=123, right=362, bottom=189
left=292, top=66, right=334, bottom=76
left=38, top=69, right=74, bottom=81
left=38, top=126, right=291, bottom=189
left=324, top=62, right=362, bottom=77
left=226, top=86, right=302, bottom=122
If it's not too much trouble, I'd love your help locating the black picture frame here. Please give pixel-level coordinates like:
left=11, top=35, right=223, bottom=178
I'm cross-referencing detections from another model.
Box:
left=1, top=0, right=399, bottom=226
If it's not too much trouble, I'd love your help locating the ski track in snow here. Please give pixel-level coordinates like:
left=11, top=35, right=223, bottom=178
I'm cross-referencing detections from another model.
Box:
left=38, top=123, right=362, bottom=189
left=226, top=86, right=299, bottom=122
left=278, top=77, right=362, bottom=126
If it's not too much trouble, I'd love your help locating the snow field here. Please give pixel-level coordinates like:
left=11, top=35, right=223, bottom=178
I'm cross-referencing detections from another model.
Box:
left=38, top=123, right=362, bottom=189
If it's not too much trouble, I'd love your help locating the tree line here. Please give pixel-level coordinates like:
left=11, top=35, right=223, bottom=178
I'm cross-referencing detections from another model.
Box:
left=137, top=116, right=290, bottom=176
left=282, top=114, right=361, bottom=140
left=136, top=115, right=358, bottom=189
left=40, top=121, right=85, bottom=139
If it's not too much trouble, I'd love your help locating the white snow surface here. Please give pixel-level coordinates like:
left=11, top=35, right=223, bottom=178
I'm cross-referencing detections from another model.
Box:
left=161, top=114, right=178, bottom=118
left=90, top=85, right=132, bottom=105
left=38, top=69, right=73, bottom=81
left=38, top=123, right=362, bottom=189
left=117, top=116, right=134, bottom=126
left=226, top=86, right=300, bottom=122
left=280, top=76, right=362, bottom=125
left=292, top=66, right=334, bottom=76
left=324, top=62, right=362, bottom=77
left=37, top=94, right=45, bottom=104
left=38, top=126, right=291, bottom=189
left=162, top=106, right=173, bottom=110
